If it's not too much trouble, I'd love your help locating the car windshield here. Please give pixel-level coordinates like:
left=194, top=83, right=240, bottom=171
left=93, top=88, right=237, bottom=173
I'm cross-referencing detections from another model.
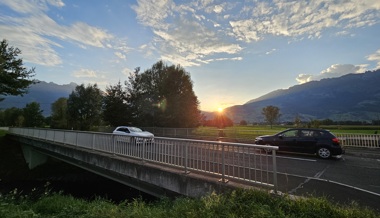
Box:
left=129, top=127, right=143, bottom=132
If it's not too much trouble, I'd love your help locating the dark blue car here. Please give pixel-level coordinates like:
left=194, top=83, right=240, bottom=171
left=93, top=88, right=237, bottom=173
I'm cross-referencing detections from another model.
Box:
left=254, top=128, right=344, bottom=159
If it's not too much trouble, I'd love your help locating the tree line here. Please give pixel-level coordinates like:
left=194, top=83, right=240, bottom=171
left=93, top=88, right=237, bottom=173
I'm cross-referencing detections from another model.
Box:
left=1, top=64, right=203, bottom=130
left=0, top=39, right=204, bottom=130
left=0, top=39, right=269, bottom=130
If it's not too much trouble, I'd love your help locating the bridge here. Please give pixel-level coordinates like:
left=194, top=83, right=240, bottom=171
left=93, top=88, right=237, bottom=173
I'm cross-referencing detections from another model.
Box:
left=8, top=127, right=279, bottom=198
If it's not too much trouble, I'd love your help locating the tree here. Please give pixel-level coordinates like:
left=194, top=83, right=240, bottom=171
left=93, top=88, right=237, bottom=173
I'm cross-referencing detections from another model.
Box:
left=126, top=61, right=201, bottom=127
left=0, top=110, right=4, bottom=126
left=202, top=112, right=234, bottom=128
left=239, top=120, right=248, bottom=126
left=0, top=39, right=36, bottom=101
left=308, top=119, right=321, bottom=128
left=321, top=119, right=334, bottom=125
left=51, top=97, right=68, bottom=129
left=294, top=115, right=302, bottom=127
left=262, top=105, right=281, bottom=128
left=67, top=84, right=103, bottom=130
left=214, top=113, right=234, bottom=128
left=23, top=102, right=45, bottom=127
left=103, top=81, right=131, bottom=126
left=3, top=107, right=23, bottom=126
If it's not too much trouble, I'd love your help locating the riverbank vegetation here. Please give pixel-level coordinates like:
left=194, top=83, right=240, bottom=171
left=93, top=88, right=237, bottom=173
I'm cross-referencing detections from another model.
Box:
left=1, top=187, right=378, bottom=218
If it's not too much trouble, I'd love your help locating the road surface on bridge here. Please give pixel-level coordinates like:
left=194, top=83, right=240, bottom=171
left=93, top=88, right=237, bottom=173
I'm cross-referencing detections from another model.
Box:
left=266, top=152, right=380, bottom=210
left=117, top=141, right=380, bottom=210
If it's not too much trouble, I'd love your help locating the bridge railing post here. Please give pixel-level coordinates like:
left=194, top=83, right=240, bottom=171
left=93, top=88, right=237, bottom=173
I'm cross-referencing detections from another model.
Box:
left=75, top=132, right=78, bottom=146
left=272, top=149, right=278, bottom=193
left=141, top=138, right=146, bottom=162
left=112, top=134, right=116, bottom=156
left=184, top=142, right=189, bottom=174
left=92, top=134, right=95, bottom=150
left=219, top=143, right=228, bottom=183
left=54, top=130, right=57, bottom=144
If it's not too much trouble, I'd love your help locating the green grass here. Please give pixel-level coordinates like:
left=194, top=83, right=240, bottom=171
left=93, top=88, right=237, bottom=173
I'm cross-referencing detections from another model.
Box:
left=0, top=188, right=378, bottom=218
left=192, top=125, right=380, bottom=139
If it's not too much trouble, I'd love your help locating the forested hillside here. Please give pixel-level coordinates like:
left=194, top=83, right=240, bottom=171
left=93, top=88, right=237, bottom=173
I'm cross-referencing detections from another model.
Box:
left=224, top=69, right=380, bottom=123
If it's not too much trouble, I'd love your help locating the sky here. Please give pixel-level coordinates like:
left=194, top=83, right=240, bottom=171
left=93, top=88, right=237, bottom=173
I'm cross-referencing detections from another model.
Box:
left=1, top=0, right=380, bottom=112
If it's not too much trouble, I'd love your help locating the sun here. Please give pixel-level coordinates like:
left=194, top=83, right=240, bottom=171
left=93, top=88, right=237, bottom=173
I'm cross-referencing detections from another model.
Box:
left=218, top=107, right=223, bottom=112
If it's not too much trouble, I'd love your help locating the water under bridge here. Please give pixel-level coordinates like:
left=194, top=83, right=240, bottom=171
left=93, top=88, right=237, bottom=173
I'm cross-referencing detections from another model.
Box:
left=8, top=127, right=279, bottom=198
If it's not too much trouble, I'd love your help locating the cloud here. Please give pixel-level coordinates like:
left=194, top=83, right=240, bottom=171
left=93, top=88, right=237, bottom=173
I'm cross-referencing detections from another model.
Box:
left=367, top=49, right=380, bottom=69
left=0, top=25, right=63, bottom=66
left=229, top=1, right=380, bottom=42
left=122, top=67, right=134, bottom=76
left=71, top=69, right=111, bottom=89
left=114, top=52, right=126, bottom=60
left=296, top=64, right=367, bottom=84
left=72, top=69, right=98, bottom=78
left=132, top=0, right=173, bottom=29
left=132, top=0, right=380, bottom=67
left=3, top=0, right=378, bottom=69
left=132, top=0, right=242, bottom=66
left=265, top=48, right=277, bottom=55
left=0, top=0, right=115, bottom=66
left=0, top=0, right=65, bottom=13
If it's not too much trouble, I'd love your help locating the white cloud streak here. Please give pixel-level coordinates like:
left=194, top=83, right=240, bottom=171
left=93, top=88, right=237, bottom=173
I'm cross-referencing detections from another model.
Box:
left=296, top=64, right=367, bottom=84
left=72, top=69, right=98, bottom=78
left=0, top=0, right=115, bottom=66
left=367, top=49, right=380, bottom=69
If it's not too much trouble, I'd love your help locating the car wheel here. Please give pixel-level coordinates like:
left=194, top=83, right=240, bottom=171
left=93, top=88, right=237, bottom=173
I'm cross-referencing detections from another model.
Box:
left=317, top=147, right=331, bottom=159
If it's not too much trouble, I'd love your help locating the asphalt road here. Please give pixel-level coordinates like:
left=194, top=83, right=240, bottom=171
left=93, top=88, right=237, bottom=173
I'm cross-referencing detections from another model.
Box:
left=123, top=141, right=380, bottom=211
left=274, top=152, right=380, bottom=210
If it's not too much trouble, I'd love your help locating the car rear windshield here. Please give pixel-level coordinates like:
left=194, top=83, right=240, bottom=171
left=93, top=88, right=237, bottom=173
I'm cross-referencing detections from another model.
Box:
left=129, top=127, right=143, bottom=132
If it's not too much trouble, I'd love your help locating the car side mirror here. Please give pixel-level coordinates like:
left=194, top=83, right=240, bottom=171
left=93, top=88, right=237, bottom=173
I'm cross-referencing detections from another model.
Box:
left=278, top=134, right=283, bottom=139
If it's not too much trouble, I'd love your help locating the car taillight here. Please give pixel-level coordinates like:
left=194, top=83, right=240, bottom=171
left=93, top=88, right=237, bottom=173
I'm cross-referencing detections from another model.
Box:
left=332, top=138, right=340, bottom=143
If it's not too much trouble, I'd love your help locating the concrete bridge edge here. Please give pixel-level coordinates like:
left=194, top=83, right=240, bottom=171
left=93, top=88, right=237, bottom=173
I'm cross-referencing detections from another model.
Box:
left=10, top=135, right=262, bottom=199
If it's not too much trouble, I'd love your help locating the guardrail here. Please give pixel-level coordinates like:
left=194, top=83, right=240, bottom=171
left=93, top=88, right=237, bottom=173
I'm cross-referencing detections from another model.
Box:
left=141, top=127, right=380, bottom=148
left=8, top=127, right=279, bottom=191
left=336, top=133, right=380, bottom=148
left=142, top=127, right=278, bottom=143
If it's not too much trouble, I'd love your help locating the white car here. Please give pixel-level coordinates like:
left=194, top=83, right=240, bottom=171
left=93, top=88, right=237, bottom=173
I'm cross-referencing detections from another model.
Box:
left=112, top=126, right=154, bottom=144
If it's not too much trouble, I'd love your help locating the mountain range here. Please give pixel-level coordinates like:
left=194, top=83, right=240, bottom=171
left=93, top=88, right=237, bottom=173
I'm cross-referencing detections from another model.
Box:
left=222, top=69, right=380, bottom=123
left=1, top=69, right=379, bottom=122
left=0, top=81, right=77, bottom=116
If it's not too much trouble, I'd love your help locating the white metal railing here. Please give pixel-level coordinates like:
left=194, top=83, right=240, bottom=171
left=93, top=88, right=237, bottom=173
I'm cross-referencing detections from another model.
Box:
left=336, top=133, right=380, bottom=148
left=8, top=127, right=279, bottom=191
left=142, top=127, right=380, bottom=148
left=142, top=127, right=278, bottom=142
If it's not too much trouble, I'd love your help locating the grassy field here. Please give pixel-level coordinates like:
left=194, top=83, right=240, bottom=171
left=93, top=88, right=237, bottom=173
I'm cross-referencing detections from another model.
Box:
left=188, top=125, right=380, bottom=143
left=222, top=125, right=380, bottom=134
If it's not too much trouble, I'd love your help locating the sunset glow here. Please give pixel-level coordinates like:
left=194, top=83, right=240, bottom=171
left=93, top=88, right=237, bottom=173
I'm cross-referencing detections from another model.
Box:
left=1, top=1, right=379, bottom=112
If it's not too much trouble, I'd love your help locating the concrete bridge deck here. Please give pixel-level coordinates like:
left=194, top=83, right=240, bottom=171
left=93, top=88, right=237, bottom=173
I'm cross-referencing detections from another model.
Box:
left=8, top=127, right=279, bottom=198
